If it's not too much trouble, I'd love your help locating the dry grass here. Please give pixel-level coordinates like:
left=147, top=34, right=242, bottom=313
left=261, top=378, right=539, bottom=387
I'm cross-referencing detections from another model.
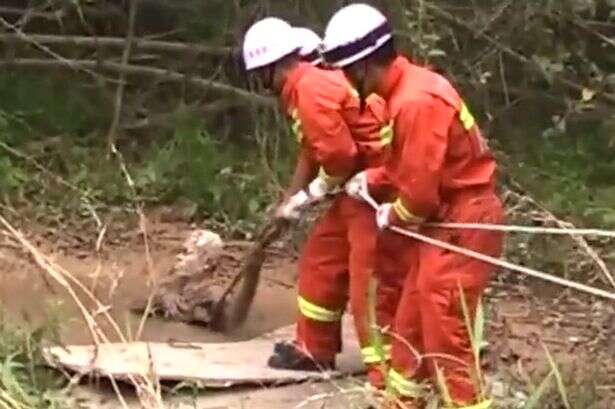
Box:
left=0, top=215, right=164, bottom=409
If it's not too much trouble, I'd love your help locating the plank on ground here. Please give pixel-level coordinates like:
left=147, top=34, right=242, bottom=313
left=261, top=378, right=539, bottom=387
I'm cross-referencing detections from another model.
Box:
left=44, top=316, right=362, bottom=388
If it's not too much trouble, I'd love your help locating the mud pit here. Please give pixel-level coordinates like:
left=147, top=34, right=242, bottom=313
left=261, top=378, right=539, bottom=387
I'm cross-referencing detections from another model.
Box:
left=1, top=217, right=614, bottom=407
left=0, top=220, right=298, bottom=346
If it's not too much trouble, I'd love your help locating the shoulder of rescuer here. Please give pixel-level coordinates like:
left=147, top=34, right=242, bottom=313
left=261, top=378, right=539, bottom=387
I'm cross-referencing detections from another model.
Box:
left=283, top=64, right=390, bottom=174
left=290, top=66, right=390, bottom=169
left=384, top=59, right=497, bottom=220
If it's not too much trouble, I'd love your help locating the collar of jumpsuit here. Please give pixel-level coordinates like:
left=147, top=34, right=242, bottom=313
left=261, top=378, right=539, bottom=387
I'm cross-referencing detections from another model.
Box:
left=280, top=61, right=313, bottom=113
left=376, top=55, right=408, bottom=101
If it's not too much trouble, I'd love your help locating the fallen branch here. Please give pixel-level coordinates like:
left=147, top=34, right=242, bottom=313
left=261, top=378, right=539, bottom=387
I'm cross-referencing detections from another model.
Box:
left=506, top=186, right=615, bottom=290
left=0, top=16, right=114, bottom=84
left=0, top=58, right=273, bottom=106
left=0, top=6, right=58, bottom=21
left=0, top=33, right=233, bottom=56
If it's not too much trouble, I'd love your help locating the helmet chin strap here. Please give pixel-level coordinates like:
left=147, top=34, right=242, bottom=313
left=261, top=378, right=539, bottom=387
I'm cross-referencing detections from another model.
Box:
left=264, top=63, right=276, bottom=91
left=357, top=60, right=369, bottom=113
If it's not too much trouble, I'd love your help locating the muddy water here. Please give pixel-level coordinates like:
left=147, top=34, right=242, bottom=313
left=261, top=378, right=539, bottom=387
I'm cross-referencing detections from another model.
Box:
left=0, top=229, right=298, bottom=345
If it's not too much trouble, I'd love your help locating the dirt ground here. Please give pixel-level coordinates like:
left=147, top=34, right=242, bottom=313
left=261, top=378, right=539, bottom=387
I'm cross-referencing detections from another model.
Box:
left=0, top=215, right=614, bottom=407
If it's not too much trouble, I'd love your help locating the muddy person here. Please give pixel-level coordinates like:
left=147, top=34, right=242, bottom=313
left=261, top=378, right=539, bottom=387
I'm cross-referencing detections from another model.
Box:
left=241, top=19, right=406, bottom=387
left=320, top=4, right=506, bottom=409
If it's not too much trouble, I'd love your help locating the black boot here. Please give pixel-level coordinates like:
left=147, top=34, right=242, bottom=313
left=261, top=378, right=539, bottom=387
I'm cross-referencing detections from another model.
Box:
left=268, top=341, right=335, bottom=372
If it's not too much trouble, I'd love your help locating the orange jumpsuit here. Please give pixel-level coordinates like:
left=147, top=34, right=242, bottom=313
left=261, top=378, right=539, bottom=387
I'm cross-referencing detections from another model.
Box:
left=367, top=56, right=505, bottom=406
left=281, top=62, right=401, bottom=385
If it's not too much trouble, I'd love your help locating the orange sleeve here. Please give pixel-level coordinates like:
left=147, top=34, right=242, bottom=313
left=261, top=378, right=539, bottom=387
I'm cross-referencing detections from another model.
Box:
left=390, top=98, right=456, bottom=220
left=295, top=85, right=358, bottom=181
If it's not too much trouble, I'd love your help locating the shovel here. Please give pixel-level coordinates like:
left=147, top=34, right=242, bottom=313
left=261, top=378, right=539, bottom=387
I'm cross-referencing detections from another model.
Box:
left=209, top=218, right=288, bottom=332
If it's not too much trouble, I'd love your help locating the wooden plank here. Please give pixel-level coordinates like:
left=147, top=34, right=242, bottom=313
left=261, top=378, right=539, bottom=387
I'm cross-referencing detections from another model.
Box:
left=44, top=317, right=363, bottom=387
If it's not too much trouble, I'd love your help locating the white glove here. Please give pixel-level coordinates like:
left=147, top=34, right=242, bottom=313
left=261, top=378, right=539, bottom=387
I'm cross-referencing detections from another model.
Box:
left=276, top=176, right=335, bottom=220
left=306, top=177, right=330, bottom=202
left=376, top=203, right=393, bottom=230
left=344, top=172, right=369, bottom=201
left=276, top=190, right=310, bottom=220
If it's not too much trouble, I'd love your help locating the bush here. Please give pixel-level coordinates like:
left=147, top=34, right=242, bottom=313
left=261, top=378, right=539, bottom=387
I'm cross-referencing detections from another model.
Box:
left=0, top=312, right=68, bottom=409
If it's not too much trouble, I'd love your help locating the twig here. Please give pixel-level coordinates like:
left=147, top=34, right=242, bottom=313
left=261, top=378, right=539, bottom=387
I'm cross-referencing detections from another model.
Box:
left=565, top=16, right=615, bottom=49
left=506, top=187, right=615, bottom=289
left=106, top=0, right=138, bottom=150
left=0, top=58, right=273, bottom=106
left=498, top=51, right=510, bottom=106
left=475, top=0, right=515, bottom=36
left=135, top=211, right=155, bottom=341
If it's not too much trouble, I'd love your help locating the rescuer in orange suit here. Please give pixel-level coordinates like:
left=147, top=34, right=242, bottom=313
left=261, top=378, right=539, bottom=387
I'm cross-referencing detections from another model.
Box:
left=323, top=4, right=505, bottom=409
left=242, top=19, right=403, bottom=386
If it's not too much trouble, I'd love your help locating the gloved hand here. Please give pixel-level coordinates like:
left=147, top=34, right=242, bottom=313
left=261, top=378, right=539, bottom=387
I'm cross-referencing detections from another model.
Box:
left=276, top=190, right=310, bottom=220
left=276, top=175, right=338, bottom=220
left=344, top=171, right=369, bottom=201
left=376, top=203, right=393, bottom=230
left=376, top=202, right=422, bottom=231
left=306, top=177, right=330, bottom=202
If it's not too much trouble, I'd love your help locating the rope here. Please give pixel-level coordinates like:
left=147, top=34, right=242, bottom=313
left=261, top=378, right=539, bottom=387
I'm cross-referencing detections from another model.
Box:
left=357, top=191, right=615, bottom=237
left=358, top=192, right=615, bottom=302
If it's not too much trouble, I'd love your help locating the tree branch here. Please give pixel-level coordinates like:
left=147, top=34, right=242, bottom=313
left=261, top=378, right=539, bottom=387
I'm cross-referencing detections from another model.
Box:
left=0, top=33, right=233, bottom=56
left=106, top=0, right=138, bottom=150
left=0, top=58, right=274, bottom=106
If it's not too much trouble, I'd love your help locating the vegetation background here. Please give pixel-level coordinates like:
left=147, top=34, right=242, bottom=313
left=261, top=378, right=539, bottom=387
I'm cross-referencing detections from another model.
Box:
left=0, top=0, right=612, bottom=230
left=0, top=0, right=613, bottom=408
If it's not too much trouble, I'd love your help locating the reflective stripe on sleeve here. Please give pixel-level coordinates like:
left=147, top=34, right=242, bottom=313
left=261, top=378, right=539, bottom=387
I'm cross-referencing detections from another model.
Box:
left=459, top=103, right=476, bottom=131
left=393, top=198, right=424, bottom=223
left=380, top=121, right=394, bottom=147
left=291, top=109, right=304, bottom=143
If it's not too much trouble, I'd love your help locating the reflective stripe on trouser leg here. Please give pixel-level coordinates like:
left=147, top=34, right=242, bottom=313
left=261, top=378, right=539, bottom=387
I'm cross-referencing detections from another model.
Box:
left=298, top=296, right=343, bottom=322
left=361, top=344, right=392, bottom=364
left=446, top=399, right=493, bottom=409
left=387, top=368, right=427, bottom=399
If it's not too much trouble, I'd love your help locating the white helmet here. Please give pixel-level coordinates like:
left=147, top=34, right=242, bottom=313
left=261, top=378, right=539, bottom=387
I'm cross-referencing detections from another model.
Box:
left=323, top=4, right=392, bottom=68
left=243, top=17, right=300, bottom=71
left=293, top=27, right=323, bottom=65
